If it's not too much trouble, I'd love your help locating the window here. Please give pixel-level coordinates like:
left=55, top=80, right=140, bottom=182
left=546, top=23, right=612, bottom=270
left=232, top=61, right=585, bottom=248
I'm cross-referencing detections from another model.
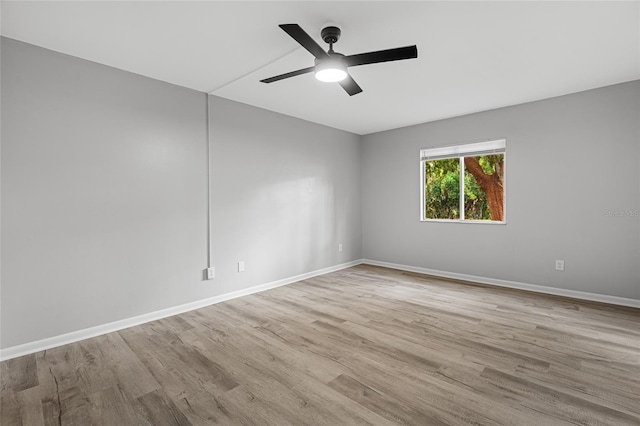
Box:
left=420, top=139, right=506, bottom=223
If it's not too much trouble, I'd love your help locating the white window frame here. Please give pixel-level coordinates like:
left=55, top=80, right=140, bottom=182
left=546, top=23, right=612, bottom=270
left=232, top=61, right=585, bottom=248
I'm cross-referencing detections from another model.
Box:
left=420, top=139, right=507, bottom=224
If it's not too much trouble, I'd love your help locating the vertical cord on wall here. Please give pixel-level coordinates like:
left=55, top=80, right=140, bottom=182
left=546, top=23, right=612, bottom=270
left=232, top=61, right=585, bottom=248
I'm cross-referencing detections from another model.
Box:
left=206, top=94, right=212, bottom=268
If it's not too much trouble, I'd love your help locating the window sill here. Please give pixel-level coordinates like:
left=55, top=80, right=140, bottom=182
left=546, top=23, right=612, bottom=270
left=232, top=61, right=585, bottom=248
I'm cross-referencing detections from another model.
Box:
left=420, top=219, right=507, bottom=225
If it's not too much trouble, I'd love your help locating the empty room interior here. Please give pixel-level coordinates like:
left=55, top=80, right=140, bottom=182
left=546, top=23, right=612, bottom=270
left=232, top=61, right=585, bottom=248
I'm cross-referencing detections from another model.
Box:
left=1, top=1, right=639, bottom=425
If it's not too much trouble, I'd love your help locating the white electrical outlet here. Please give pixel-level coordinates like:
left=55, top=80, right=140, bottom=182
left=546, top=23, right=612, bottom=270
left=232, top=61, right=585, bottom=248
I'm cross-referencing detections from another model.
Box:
left=206, top=267, right=215, bottom=279
left=555, top=260, right=565, bottom=271
left=338, top=244, right=343, bottom=252
left=238, top=261, right=245, bottom=272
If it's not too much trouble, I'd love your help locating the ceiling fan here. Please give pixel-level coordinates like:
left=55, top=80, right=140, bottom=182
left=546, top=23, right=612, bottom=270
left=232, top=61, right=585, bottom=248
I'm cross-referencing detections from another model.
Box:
left=260, top=24, right=418, bottom=96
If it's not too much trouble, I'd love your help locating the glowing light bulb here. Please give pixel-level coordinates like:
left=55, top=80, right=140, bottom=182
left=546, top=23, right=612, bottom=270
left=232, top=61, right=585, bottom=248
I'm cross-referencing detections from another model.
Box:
left=315, top=60, right=347, bottom=82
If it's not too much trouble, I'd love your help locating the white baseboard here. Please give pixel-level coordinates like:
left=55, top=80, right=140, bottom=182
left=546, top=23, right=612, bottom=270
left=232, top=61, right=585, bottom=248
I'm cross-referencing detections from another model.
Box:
left=362, top=259, right=640, bottom=309
left=0, top=260, right=362, bottom=361
left=3, top=258, right=637, bottom=361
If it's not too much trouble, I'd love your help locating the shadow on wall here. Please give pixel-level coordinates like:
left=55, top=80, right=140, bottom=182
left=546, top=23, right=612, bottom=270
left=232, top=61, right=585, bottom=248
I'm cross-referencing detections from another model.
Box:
left=244, top=175, right=337, bottom=279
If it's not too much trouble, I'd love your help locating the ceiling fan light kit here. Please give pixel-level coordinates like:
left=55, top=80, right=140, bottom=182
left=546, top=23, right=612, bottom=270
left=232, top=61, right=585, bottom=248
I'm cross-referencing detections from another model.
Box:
left=260, top=24, right=418, bottom=96
left=315, top=58, right=347, bottom=82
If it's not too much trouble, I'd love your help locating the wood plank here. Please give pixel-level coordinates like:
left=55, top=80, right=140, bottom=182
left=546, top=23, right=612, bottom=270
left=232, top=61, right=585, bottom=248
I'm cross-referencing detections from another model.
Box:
left=136, top=389, right=192, bottom=426
left=0, top=388, right=22, bottom=426
left=0, top=354, right=38, bottom=392
left=88, top=386, right=147, bottom=425
left=327, top=373, right=451, bottom=426
left=17, top=386, right=45, bottom=426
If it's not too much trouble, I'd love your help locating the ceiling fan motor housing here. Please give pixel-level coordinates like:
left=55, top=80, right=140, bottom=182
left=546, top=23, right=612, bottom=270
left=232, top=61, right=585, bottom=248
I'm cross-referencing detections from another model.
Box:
left=315, top=51, right=344, bottom=66
left=321, top=26, right=341, bottom=45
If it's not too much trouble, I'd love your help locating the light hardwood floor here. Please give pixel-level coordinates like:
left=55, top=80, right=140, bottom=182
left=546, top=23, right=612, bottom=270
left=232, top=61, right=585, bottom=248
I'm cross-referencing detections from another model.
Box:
left=1, top=265, right=639, bottom=425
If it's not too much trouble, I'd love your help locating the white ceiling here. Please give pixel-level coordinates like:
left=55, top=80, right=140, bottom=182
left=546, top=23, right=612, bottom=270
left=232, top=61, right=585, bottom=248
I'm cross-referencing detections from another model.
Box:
left=2, top=1, right=639, bottom=135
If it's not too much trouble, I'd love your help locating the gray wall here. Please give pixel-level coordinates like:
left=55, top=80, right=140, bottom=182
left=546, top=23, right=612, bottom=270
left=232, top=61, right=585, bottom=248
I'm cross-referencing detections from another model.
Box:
left=1, top=38, right=208, bottom=348
left=208, top=96, right=361, bottom=293
left=0, top=38, right=362, bottom=349
left=362, top=81, right=640, bottom=300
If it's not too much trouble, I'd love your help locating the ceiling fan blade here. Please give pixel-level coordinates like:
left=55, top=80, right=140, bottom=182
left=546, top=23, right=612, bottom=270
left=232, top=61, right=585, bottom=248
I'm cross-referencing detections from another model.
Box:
left=260, top=66, right=315, bottom=84
left=343, top=45, right=418, bottom=67
left=339, top=74, right=363, bottom=96
left=279, top=24, right=328, bottom=59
